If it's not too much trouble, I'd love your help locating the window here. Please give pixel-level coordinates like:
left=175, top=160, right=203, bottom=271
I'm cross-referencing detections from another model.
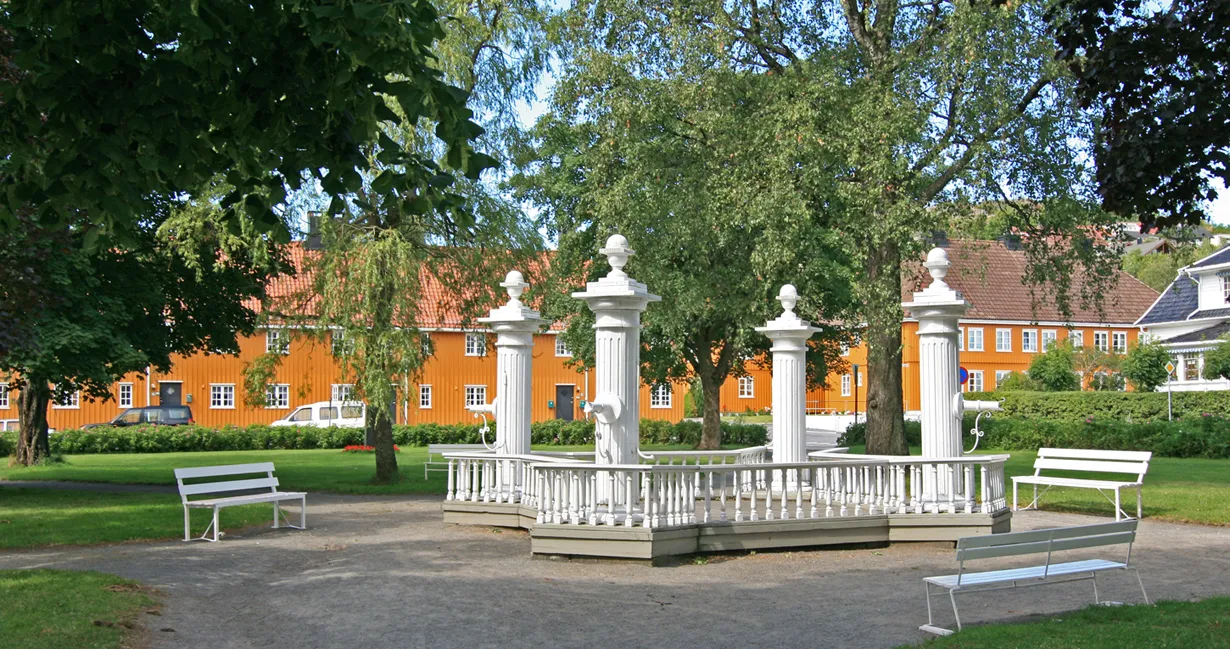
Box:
left=118, top=382, right=133, bottom=408
left=1070, top=330, right=1084, bottom=348
left=419, top=384, right=433, bottom=409
left=0, top=383, right=8, bottom=409
left=465, top=385, right=487, bottom=408
left=289, top=407, right=313, bottom=422
left=1094, top=331, right=1109, bottom=352
left=967, top=328, right=984, bottom=352
left=650, top=384, right=672, bottom=409
left=841, top=374, right=852, bottom=397
left=331, top=384, right=355, bottom=402
left=840, top=342, right=850, bottom=357
left=420, top=332, right=432, bottom=358
left=340, top=405, right=362, bottom=419
left=995, top=370, right=1011, bottom=388
left=1112, top=331, right=1128, bottom=354
left=266, top=329, right=289, bottom=354
left=555, top=336, right=571, bottom=357
left=1022, top=330, right=1039, bottom=353
left=1185, top=357, right=1200, bottom=382
left=1223, top=274, right=1230, bottom=303
left=210, top=384, right=235, bottom=409
left=465, top=333, right=487, bottom=356
left=738, top=376, right=754, bottom=399
left=266, top=384, right=290, bottom=409
left=996, top=328, right=1012, bottom=352
left=967, top=370, right=984, bottom=393
left=331, top=330, right=350, bottom=356
left=52, top=387, right=79, bottom=409
left=117, top=409, right=142, bottom=424
left=958, top=327, right=965, bottom=351
left=322, top=406, right=340, bottom=420
left=1041, top=330, right=1057, bottom=352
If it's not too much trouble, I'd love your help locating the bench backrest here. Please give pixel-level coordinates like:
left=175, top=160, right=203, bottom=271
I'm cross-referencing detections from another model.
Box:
left=174, top=462, right=279, bottom=504
left=1033, top=448, right=1151, bottom=483
left=954, top=520, right=1138, bottom=584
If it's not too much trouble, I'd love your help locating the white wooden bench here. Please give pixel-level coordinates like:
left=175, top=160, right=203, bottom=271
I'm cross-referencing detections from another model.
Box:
left=175, top=462, right=306, bottom=542
left=921, top=520, right=1149, bottom=636
left=425, top=443, right=489, bottom=479
left=1013, top=448, right=1151, bottom=520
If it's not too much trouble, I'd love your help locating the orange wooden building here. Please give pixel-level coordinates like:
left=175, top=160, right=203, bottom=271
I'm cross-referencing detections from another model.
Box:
left=14, top=239, right=1156, bottom=430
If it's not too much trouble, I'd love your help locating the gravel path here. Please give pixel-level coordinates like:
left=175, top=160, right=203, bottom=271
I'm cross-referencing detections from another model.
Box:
left=3, top=495, right=1227, bottom=649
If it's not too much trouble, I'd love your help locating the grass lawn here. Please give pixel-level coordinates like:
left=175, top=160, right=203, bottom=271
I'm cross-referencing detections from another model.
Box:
left=901, top=597, right=1230, bottom=649
left=0, top=569, right=155, bottom=649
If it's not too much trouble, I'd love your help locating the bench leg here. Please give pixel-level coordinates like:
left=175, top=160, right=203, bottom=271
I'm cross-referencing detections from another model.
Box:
left=1033, top=484, right=1038, bottom=510
left=1091, top=572, right=1099, bottom=604
left=1012, top=482, right=1018, bottom=511
left=949, top=589, right=962, bottom=631
left=925, top=582, right=933, bottom=626
left=1132, top=568, right=1150, bottom=605
left=212, top=506, right=220, bottom=542
left=301, top=495, right=307, bottom=529
left=273, top=501, right=280, bottom=529
left=1115, top=488, right=1122, bottom=521
left=1137, top=485, right=1142, bottom=519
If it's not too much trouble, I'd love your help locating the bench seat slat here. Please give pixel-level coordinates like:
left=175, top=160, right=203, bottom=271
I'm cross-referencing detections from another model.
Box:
left=1033, top=458, right=1149, bottom=475
left=1014, top=476, right=1141, bottom=488
left=925, top=559, right=1125, bottom=588
left=185, top=492, right=306, bottom=508
left=179, top=477, right=279, bottom=496
left=1038, top=448, right=1152, bottom=462
left=174, top=463, right=276, bottom=479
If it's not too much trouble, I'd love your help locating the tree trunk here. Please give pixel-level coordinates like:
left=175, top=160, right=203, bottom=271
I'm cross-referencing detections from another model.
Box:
left=16, top=382, right=51, bottom=466
left=369, top=385, right=399, bottom=484
left=698, top=374, right=722, bottom=450
left=864, top=242, right=909, bottom=456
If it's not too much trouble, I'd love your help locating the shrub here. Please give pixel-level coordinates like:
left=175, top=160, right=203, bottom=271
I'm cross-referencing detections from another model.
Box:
left=963, top=414, right=1230, bottom=459
left=1028, top=343, right=1081, bottom=392
left=1121, top=340, right=1172, bottom=392
left=963, top=390, right=1230, bottom=422
left=839, top=420, right=922, bottom=447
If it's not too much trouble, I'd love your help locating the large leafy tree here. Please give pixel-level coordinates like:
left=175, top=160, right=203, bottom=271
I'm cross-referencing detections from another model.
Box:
left=1028, top=343, right=1080, bottom=392
left=1122, top=339, right=1170, bottom=392
left=528, top=0, right=1117, bottom=454
left=517, top=65, right=855, bottom=449
left=1049, top=0, right=1230, bottom=227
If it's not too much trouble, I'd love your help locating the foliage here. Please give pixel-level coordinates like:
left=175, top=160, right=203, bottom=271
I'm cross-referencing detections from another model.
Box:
left=0, top=0, right=495, bottom=240
left=1049, top=0, right=1230, bottom=227
left=1121, top=240, right=1219, bottom=292
left=1203, top=337, right=1230, bottom=381
left=1090, top=372, right=1126, bottom=392
left=1028, top=343, right=1081, bottom=392
left=996, top=372, right=1042, bottom=391
left=963, top=414, right=1230, bottom=459
left=839, top=421, right=922, bottom=448
left=0, top=569, right=155, bottom=649
left=1, top=420, right=768, bottom=456
left=1121, top=339, right=1173, bottom=392
left=964, top=390, right=1230, bottom=423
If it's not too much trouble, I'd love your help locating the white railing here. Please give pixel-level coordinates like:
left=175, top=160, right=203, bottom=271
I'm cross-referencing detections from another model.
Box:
left=444, top=452, right=584, bottom=504
left=638, top=446, right=768, bottom=466
left=530, top=454, right=1010, bottom=529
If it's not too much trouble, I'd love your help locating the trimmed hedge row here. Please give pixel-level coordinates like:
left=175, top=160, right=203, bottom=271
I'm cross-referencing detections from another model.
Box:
left=839, top=414, right=1230, bottom=458
left=964, top=390, right=1230, bottom=423
left=0, top=419, right=768, bottom=456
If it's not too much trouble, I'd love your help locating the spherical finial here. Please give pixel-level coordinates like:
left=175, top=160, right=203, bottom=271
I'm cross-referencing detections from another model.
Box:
left=599, top=233, right=635, bottom=278
left=924, top=247, right=950, bottom=284
left=777, top=284, right=799, bottom=315
left=500, top=269, right=529, bottom=304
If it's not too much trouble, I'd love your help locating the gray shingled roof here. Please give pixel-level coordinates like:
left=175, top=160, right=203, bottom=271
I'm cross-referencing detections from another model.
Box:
left=1189, top=246, right=1230, bottom=268
left=1137, top=275, right=1199, bottom=325
left=1162, top=321, right=1230, bottom=344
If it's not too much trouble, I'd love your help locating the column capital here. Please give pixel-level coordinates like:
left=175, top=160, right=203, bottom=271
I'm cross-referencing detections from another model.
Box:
left=571, top=234, right=662, bottom=313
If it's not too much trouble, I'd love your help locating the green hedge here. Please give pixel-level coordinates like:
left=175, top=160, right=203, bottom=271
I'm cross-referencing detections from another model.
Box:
left=838, top=420, right=922, bottom=447
left=0, top=419, right=768, bottom=456
left=964, top=390, right=1230, bottom=423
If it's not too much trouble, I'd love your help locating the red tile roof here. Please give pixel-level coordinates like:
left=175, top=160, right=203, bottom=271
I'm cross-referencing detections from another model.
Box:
left=904, top=240, right=1157, bottom=324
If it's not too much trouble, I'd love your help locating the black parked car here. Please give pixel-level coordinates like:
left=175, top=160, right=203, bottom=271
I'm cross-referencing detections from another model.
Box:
left=82, top=406, right=195, bottom=429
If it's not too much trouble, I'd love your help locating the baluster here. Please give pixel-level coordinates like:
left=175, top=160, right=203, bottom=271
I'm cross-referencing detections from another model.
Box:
left=780, top=468, right=789, bottom=520
left=809, top=468, right=818, bottom=518
left=687, top=472, right=698, bottom=524
left=643, top=472, right=654, bottom=528
left=736, top=472, right=746, bottom=521
left=946, top=463, right=957, bottom=514
left=446, top=459, right=456, bottom=501
left=720, top=471, right=729, bottom=522
left=795, top=468, right=805, bottom=519
left=625, top=472, right=635, bottom=527
left=470, top=460, right=480, bottom=503
left=704, top=469, right=713, bottom=523
left=764, top=469, right=774, bottom=521
left=839, top=466, right=849, bottom=517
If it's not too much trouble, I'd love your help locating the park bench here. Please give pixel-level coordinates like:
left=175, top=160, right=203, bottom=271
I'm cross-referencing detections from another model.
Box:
left=425, top=443, right=490, bottom=479
left=174, top=462, right=306, bottom=542
left=920, top=520, right=1149, bottom=636
left=1012, top=448, right=1151, bottom=520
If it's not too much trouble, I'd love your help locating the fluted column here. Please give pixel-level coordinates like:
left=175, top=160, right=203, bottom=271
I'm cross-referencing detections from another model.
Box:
left=477, top=271, right=546, bottom=457
left=757, top=285, right=819, bottom=470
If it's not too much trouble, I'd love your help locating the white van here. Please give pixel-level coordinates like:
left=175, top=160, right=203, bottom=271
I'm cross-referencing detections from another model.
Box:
left=270, top=402, right=366, bottom=428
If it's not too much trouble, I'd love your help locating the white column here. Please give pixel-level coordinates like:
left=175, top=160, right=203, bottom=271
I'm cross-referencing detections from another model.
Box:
left=476, top=271, right=546, bottom=456
left=756, top=285, right=819, bottom=468
left=903, top=248, right=969, bottom=501
left=573, top=235, right=661, bottom=468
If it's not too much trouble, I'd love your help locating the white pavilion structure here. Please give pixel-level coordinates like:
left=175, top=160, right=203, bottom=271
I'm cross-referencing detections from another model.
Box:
left=442, top=236, right=1010, bottom=560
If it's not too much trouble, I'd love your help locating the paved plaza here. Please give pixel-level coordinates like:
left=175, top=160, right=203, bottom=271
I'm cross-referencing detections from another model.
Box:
left=3, top=495, right=1227, bottom=649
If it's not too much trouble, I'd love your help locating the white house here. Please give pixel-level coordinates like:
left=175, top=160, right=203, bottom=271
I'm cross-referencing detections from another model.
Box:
left=1137, top=245, right=1230, bottom=391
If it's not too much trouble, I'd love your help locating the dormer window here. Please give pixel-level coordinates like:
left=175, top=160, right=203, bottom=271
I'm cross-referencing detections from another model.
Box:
left=1222, top=273, right=1230, bottom=303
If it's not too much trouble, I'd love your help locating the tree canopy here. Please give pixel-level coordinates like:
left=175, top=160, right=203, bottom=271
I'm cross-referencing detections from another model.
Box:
left=1121, top=339, right=1171, bottom=392
left=1028, top=343, right=1081, bottom=392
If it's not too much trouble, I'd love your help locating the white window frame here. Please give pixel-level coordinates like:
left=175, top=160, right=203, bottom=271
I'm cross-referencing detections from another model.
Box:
left=650, top=384, right=672, bottom=409
left=967, top=327, right=984, bottom=352
left=465, top=333, right=487, bottom=357
left=841, top=374, right=852, bottom=397
left=419, top=384, right=433, bottom=409
left=0, top=383, right=8, bottom=409
left=331, top=384, right=356, bottom=402
left=840, top=342, right=850, bottom=357
left=737, top=376, right=754, bottom=399
left=1041, top=330, right=1057, bottom=352
left=118, top=382, right=133, bottom=408
left=420, top=332, right=432, bottom=358
left=266, top=329, right=289, bottom=354
left=958, top=327, right=965, bottom=351
left=967, top=370, right=984, bottom=393
left=994, top=370, right=1011, bottom=388
left=465, top=385, right=487, bottom=408
left=1094, top=331, right=1109, bottom=352
left=996, top=328, right=1012, bottom=352
left=210, top=384, right=235, bottom=409
left=265, top=383, right=290, bottom=409
left=1022, top=329, right=1039, bottom=354
left=331, top=329, right=349, bottom=356
left=1070, top=330, right=1084, bottom=348
left=555, top=336, right=571, bottom=357
left=52, top=386, right=80, bottom=410
left=1112, top=331, right=1128, bottom=354
left=1222, top=275, right=1230, bottom=303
